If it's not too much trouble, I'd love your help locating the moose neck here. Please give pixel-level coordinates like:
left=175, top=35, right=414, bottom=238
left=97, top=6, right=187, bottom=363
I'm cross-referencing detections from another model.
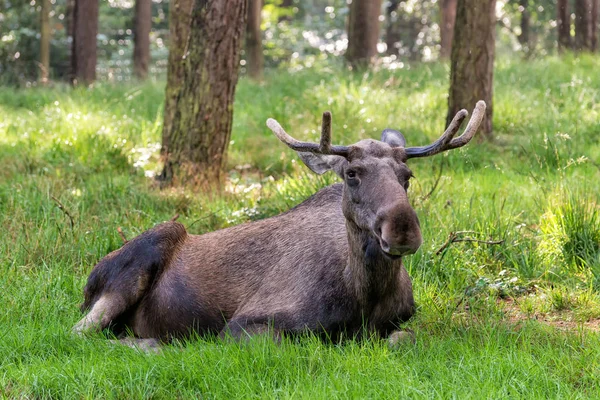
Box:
left=344, top=220, right=403, bottom=311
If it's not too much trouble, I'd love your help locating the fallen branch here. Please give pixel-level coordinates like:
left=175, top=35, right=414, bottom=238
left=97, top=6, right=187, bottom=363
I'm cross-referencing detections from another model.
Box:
left=117, top=227, right=128, bottom=244
left=170, top=213, right=180, bottom=222
left=50, top=195, right=74, bottom=231
left=436, top=231, right=504, bottom=255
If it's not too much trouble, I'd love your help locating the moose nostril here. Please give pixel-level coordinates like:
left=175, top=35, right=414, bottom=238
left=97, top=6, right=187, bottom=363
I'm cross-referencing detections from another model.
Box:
left=380, top=238, right=390, bottom=252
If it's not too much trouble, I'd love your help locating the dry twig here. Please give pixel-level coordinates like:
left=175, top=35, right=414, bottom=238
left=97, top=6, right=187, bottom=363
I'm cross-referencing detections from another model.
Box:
left=50, top=195, right=75, bottom=231
left=436, top=230, right=504, bottom=255
left=117, top=227, right=128, bottom=244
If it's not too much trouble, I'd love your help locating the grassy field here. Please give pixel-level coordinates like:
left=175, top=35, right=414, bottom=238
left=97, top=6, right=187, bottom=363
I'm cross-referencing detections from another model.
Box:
left=1, top=55, right=599, bottom=398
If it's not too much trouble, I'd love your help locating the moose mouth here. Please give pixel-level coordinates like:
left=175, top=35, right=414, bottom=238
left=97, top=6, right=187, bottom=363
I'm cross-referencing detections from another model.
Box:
left=381, top=250, right=403, bottom=261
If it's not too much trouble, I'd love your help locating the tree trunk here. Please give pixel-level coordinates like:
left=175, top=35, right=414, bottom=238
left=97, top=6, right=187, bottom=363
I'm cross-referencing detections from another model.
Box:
left=133, top=0, right=152, bottom=80
left=592, top=0, right=599, bottom=51
left=384, top=0, right=400, bottom=55
left=439, top=0, right=457, bottom=59
left=161, top=0, right=247, bottom=187
left=246, top=0, right=263, bottom=79
left=161, top=0, right=194, bottom=160
left=345, top=0, right=383, bottom=69
left=518, top=0, right=529, bottom=49
left=71, top=0, right=98, bottom=85
left=278, top=0, right=293, bottom=22
left=447, top=0, right=496, bottom=138
left=40, top=0, right=51, bottom=84
left=574, top=0, right=593, bottom=51
left=557, top=0, right=571, bottom=51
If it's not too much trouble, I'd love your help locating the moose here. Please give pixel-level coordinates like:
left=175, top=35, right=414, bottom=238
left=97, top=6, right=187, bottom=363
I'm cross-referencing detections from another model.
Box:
left=74, top=101, right=486, bottom=348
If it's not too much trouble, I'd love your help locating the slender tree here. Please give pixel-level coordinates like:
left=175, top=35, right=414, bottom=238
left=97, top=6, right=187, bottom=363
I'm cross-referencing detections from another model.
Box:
left=133, top=0, right=152, bottom=79
left=40, top=0, right=51, bottom=84
left=439, top=0, right=457, bottom=58
left=246, top=0, right=264, bottom=79
left=557, top=0, right=571, bottom=51
left=574, top=0, right=593, bottom=51
left=278, top=0, right=294, bottom=22
left=345, top=0, right=383, bottom=68
left=518, top=0, right=530, bottom=49
left=447, top=0, right=496, bottom=137
left=384, top=0, right=400, bottom=55
left=71, top=0, right=99, bottom=85
left=161, top=0, right=247, bottom=186
left=161, top=0, right=194, bottom=160
left=592, top=0, right=599, bottom=51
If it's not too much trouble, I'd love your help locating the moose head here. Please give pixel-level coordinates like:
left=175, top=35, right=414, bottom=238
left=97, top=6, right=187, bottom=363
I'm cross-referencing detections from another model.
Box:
left=267, top=101, right=486, bottom=259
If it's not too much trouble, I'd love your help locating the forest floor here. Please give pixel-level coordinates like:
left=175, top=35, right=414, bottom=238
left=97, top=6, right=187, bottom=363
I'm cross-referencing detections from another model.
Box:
left=1, top=55, right=599, bottom=398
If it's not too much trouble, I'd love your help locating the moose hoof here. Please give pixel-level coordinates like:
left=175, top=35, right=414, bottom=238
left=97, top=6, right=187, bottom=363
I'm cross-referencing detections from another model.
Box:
left=387, top=329, right=415, bottom=349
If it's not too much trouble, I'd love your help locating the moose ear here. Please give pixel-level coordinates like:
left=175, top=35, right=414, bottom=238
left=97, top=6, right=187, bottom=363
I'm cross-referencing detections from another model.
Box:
left=297, top=152, right=347, bottom=177
left=381, top=129, right=407, bottom=148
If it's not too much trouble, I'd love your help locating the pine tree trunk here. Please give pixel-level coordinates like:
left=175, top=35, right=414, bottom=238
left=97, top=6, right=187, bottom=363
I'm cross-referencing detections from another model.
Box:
left=574, top=0, right=593, bottom=51
left=439, top=0, right=457, bottom=59
left=161, top=0, right=247, bottom=187
left=246, top=0, right=263, bottom=80
left=557, top=0, right=571, bottom=51
left=71, top=0, right=98, bottom=85
left=278, top=0, right=293, bottom=22
left=518, top=0, right=530, bottom=49
left=447, top=0, right=496, bottom=138
left=345, top=0, right=383, bottom=68
left=133, top=0, right=152, bottom=79
left=161, top=0, right=194, bottom=159
left=40, top=0, right=51, bottom=84
left=592, top=0, right=599, bottom=51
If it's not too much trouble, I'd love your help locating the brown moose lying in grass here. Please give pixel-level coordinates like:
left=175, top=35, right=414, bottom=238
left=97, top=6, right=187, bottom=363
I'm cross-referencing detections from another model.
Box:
left=74, top=101, right=486, bottom=349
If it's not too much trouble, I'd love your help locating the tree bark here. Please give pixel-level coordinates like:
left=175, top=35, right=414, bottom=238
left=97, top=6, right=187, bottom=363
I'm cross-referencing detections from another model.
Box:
left=71, top=0, right=98, bottom=85
left=439, top=0, right=457, bottom=59
left=161, top=0, right=194, bottom=160
left=40, top=0, right=51, bottom=84
left=592, top=0, right=599, bottom=51
left=345, top=0, right=383, bottom=68
left=384, top=0, right=400, bottom=55
left=161, top=0, right=247, bottom=187
left=557, top=0, right=571, bottom=51
left=133, top=0, right=152, bottom=79
left=278, top=0, right=294, bottom=22
left=246, top=0, right=263, bottom=79
left=574, top=0, right=593, bottom=51
left=447, top=0, right=496, bottom=138
left=518, top=0, right=529, bottom=48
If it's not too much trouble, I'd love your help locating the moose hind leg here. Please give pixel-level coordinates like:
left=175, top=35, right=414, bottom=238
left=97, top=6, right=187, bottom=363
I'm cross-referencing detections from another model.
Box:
left=73, top=222, right=188, bottom=336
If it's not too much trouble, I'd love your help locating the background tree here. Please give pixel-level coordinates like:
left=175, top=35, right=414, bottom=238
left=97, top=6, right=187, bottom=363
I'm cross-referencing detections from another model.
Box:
left=518, top=0, right=530, bottom=50
left=161, top=0, right=247, bottom=186
left=40, top=0, right=51, bottom=84
left=447, top=0, right=496, bottom=137
left=133, top=0, right=152, bottom=79
left=593, top=0, right=599, bottom=51
left=246, top=0, right=264, bottom=79
left=161, top=0, right=194, bottom=159
left=574, top=0, right=593, bottom=51
left=384, top=0, right=400, bottom=55
left=557, top=0, right=571, bottom=51
left=439, top=0, right=457, bottom=58
left=345, top=0, right=383, bottom=68
left=71, top=0, right=99, bottom=85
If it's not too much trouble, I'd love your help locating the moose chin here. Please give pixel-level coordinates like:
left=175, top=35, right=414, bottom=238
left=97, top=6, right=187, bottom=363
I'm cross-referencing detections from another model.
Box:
left=74, top=101, right=486, bottom=349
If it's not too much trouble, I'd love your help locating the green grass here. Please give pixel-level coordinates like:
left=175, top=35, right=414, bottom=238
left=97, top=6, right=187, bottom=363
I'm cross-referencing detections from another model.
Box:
left=1, top=55, right=600, bottom=398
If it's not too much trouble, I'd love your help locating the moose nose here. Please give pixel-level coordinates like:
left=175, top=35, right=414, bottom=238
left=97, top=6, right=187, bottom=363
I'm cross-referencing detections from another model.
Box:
left=374, top=206, right=422, bottom=256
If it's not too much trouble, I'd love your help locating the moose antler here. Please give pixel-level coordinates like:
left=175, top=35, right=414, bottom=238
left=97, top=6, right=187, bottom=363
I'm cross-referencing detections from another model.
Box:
left=266, top=111, right=350, bottom=157
left=405, top=100, right=486, bottom=158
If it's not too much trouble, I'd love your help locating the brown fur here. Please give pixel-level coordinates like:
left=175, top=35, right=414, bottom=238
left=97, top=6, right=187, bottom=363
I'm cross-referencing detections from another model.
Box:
left=75, top=133, right=427, bottom=343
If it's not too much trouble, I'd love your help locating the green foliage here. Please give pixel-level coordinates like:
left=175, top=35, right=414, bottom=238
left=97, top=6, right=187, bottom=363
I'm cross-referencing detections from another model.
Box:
left=1, top=56, right=600, bottom=397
